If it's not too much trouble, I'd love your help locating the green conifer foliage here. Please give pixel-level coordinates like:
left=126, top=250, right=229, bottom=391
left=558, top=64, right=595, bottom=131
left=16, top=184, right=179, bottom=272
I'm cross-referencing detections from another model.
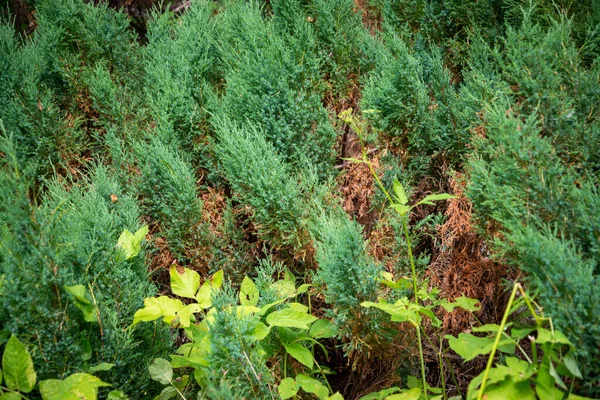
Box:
left=217, top=1, right=337, bottom=178
left=0, top=141, right=169, bottom=392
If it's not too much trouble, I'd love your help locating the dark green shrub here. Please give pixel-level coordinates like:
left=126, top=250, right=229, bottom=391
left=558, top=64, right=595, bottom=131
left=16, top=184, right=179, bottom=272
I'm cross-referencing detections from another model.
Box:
left=310, top=209, right=382, bottom=335
left=217, top=1, right=337, bottom=178
left=143, top=1, right=218, bottom=153
left=0, top=138, right=170, bottom=393
left=135, top=136, right=203, bottom=264
left=212, top=118, right=310, bottom=248
left=468, top=106, right=600, bottom=396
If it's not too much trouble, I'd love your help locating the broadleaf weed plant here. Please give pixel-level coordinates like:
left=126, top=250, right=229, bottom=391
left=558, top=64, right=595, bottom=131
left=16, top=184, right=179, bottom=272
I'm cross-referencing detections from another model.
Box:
left=132, top=261, right=344, bottom=399
left=339, top=108, right=460, bottom=399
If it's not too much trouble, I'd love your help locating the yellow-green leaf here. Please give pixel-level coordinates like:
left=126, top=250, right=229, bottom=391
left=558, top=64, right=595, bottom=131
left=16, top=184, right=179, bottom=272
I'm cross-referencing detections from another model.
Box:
left=2, top=335, right=36, bottom=393
left=170, top=266, right=200, bottom=299
left=39, top=373, right=110, bottom=400
left=266, top=308, right=317, bottom=329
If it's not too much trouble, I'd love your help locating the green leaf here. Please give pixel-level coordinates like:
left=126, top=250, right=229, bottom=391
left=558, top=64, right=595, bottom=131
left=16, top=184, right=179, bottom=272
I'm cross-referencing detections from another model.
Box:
left=154, top=386, right=178, bottom=400
left=252, top=322, right=271, bottom=341
left=176, top=303, right=202, bottom=328
left=536, top=328, right=572, bottom=346
left=278, top=378, right=300, bottom=399
left=0, top=330, right=10, bottom=346
left=132, top=296, right=184, bottom=326
left=195, top=281, right=212, bottom=309
left=2, top=335, right=36, bottom=393
left=0, top=393, right=22, bottom=400
left=536, top=354, right=563, bottom=400
left=107, top=390, right=129, bottom=400
left=416, top=193, right=456, bottom=206
left=309, top=319, right=338, bottom=339
left=296, top=374, right=329, bottom=399
left=87, top=362, right=115, bottom=373
left=39, top=373, right=111, bottom=400
left=169, top=266, right=200, bottom=299
left=562, top=352, right=582, bottom=379
left=445, top=333, right=495, bottom=362
left=472, top=324, right=504, bottom=333
left=240, top=277, right=259, bottom=306
left=117, top=226, right=148, bottom=260
left=272, top=279, right=296, bottom=299
left=386, top=388, right=421, bottom=400
left=211, top=270, right=224, bottom=289
left=359, top=387, right=401, bottom=399
left=441, top=297, right=481, bottom=313
left=482, top=378, right=535, bottom=400
left=283, top=343, right=314, bottom=369
left=148, top=358, right=173, bottom=385
left=64, top=285, right=97, bottom=323
left=391, top=203, right=411, bottom=217
left=393, top=179, right=408, bottom=205
left=266, top=308, right=318, bottom=329
left=328, top=393, right=344, bottom=400
left=510, top=327, right=536, bottom=340
left=296, top=284, right=310, bottom=295
left=81, top=338, right=92, bottom=361
left=361, top=301, right=419, bottom=326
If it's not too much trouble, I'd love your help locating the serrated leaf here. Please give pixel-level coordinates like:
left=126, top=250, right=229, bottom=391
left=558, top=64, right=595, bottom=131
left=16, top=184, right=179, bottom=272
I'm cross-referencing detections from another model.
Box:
left=296, top=374, right=329, bottom=399
left=416, top=193, right=456, bottom=206
left=64, top=285, right=97, bottom=323
left=39, top=373, right=111, bottom=400
left=393, top=179, right=408, bottom=205
left=2, top=335, right=36, bottom=393
left=278, top=378, right=300, bottom=399
left=169, top=266, right=200, bottom=299
left=283, top=343, right=314, bottom=369
left=87, top=362, right=115, bottom=373
left=266, top=308, right=317, bottom=329
left=309, top=319, right=338, bottom=339
left=148, top=358, right=173, bottom=385
left=240, top=277, right=259, bottom=306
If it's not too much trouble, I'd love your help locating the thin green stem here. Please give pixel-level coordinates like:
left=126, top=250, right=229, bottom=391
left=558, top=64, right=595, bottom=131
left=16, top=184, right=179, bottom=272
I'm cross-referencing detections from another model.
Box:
left=314, top=358, right=334, bottom=394
left=477, top=282, right=520, bottom=400
left=439, top=337, right=447, bottom=400
left=415, top=324, right=429, bottom=400
left=349, top=116, right=428, bottom=399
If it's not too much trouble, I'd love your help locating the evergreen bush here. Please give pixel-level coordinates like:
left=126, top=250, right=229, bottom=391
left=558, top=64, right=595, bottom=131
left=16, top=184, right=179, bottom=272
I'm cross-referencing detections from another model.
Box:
left=0, top=139, right=169, bottom=393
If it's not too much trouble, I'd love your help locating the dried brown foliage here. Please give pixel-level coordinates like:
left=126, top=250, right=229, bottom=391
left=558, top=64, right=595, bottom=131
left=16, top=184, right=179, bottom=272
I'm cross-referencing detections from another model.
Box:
left=428, top=173, right=513, bottom=334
